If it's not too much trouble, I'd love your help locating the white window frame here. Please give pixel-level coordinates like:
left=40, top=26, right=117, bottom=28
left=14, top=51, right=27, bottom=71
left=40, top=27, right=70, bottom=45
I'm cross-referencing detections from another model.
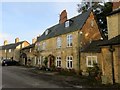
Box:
left=42, top=42, right=46, bottom=50
left=9, top=49, right=11, bottom=53
left=66, top=56, right=73, bottom=69
left=67, top=34, right=72, bottom=47
left=56, top=56, right=62, bottom=67
left=5, top=49, right=6, bottom=53
left=22, top=43, right=24, bottom=48
left=86, top=56, right=97, bottom=67
left=65, top=21, right=69, bottom=27
left=29, top=48, right=32, bottom=52
left=57, top=37, right=61, bottom=48
left=45, top=30, right=48, bottom=35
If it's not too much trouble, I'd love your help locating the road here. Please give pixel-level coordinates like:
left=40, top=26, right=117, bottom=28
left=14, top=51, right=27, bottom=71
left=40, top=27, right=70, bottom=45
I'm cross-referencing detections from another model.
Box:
left=2, top=66, right=73, bottom=88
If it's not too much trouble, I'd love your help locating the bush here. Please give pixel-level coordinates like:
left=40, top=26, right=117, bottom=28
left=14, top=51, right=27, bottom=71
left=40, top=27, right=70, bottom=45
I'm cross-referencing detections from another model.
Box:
left=43, top=57, right=48, bottom=67
left=86, top=63, right=102, bottom=80
left=58, top=68, right=76, bottom=76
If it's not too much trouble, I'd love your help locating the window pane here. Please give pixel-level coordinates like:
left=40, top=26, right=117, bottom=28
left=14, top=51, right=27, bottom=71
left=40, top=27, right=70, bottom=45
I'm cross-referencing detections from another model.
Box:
left=70, top=61, right=72, bottom=68
left=88, top=60, right=91, bottom=65
left=67, top=61, right=69, bottom=68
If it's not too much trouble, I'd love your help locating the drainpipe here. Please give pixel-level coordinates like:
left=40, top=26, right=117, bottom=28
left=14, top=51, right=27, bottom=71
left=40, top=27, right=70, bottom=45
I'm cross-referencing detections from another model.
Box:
left=109, top=45, right=115, bottom=84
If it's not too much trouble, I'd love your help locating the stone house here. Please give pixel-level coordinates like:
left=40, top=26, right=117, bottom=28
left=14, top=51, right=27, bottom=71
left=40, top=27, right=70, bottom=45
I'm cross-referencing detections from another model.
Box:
left=0, top=38, right=29, bottom=61
left=80, top=40, right=103, bottom=74
left=20, top=38, right=37, bottom=66
left=99, top=8, right=120, bottom=84
left=35, top=8, right=102, bottom=72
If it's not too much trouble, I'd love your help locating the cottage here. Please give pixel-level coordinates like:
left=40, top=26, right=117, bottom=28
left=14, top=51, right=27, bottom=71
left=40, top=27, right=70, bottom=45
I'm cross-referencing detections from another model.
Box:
left=0, top=38, right=29, bottom=61
left=20, top=38, right=37, bottom=66
left=99, top=8, right=120, bottom=84
left=35, top=8, right=102, bottom=72
left=80, top=40, right=103, bottom=75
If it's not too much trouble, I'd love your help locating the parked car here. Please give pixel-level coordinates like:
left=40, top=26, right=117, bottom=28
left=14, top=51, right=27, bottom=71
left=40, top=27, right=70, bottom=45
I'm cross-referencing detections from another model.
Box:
left=2, top=59, right=19, bottom=66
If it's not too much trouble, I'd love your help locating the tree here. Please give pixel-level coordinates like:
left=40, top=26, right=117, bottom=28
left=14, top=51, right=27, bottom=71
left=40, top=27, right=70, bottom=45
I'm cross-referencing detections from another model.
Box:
left=77, top=1, right=112, bottom=39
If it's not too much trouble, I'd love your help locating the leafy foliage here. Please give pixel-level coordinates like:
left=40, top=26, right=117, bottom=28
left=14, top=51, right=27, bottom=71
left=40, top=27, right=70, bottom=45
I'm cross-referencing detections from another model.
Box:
left=43, top=57, right=48, bottom=67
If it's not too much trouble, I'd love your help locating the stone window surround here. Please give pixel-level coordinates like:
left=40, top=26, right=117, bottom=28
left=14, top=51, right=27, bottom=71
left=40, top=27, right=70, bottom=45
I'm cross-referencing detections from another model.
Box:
left=65, top=20, right=70, bottom=28
left=56, top=37, right=62, bottom=48
left=86, top=56, right=97, bottom=67
left=9, top=49, right=11, bottom=53
left=42, top=42, right=46, bottom=50
left=56, top=56, right=62, bottom=67
left=67, top=34, right=73, bottom=47
left=66, top=56, right=73, bottom=69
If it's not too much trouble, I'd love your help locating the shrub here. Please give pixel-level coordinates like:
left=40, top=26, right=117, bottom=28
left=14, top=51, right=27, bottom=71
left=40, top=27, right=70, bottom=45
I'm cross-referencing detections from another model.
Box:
left=43, top=57, right=48, bottom=67
left=86, top=63, right=102, bottom=80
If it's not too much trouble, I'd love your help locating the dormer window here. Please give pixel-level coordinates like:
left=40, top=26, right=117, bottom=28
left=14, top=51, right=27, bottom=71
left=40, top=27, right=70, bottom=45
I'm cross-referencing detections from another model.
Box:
left=45, top=30, right=49, bottom=35
left=65, top=21, right=69, bottom=27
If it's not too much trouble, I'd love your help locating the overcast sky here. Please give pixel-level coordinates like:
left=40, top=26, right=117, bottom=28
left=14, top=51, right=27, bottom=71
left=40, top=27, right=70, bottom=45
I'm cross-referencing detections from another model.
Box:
left=0, top=0, right=113, bottom=45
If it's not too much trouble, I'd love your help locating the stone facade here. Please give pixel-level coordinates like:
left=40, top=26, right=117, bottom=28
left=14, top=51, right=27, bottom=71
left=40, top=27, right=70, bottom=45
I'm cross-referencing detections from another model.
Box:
left=0, top=40, right=29, bottom=61
left=101, top=45, right=120, bottom=84
left=101, top=8, right=120, bottom=84
left=35, top=11, right=102, bottom=71
left=107, top=12, right=120, bottom=39
left=80, top=53, right=102, bottom=73
left=20, top=46, right=37, bottom=66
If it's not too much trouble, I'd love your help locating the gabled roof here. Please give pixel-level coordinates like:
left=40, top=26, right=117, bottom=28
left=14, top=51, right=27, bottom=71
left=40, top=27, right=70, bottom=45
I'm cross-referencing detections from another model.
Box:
left=99, top=35, right=120, bottom=46
left=0, top=41, right=27, bottom=50
left=21, top=44, right=35, bottom=50
left=81, top=40, right=104, bottom=53
left=37, top=8, right=93, bottom=42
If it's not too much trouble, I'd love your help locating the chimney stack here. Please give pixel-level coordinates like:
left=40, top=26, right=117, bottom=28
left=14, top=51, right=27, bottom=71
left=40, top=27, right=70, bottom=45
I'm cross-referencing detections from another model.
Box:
left=112, top=1, right=120, bottom=11
left=4, top=40, right=8, bottom=45
left=59, top=10, right=67, bottom=24
left=15, top=38, right=19, bottom=43
left=32, top=38, right=36, bottom=44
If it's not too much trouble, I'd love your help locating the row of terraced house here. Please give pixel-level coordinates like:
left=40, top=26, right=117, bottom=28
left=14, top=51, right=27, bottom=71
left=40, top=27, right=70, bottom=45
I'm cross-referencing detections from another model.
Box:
left=0, top=2, right=120, bottom=84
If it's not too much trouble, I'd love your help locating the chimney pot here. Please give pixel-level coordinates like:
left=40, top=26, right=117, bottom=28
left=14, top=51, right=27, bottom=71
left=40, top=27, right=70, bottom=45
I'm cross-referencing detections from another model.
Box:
left=32, top=38, right=36, bottom=44
left=4, top=40, right=8, bottom=45
left=15, top=38, right=19, bottom=43
left=112, top=1, right=120, bottom=10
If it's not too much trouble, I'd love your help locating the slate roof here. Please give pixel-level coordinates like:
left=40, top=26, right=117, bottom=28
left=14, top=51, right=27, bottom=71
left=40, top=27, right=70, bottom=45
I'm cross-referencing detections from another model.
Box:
left=0, top=41, right=26, bottom=50
left=37, top=8, right=93, bottom=42
left=21, top=44, right=35, bottom=50
left=81, top=40, right=104, bottom=53
left=99, top=35, right=120, bottom=46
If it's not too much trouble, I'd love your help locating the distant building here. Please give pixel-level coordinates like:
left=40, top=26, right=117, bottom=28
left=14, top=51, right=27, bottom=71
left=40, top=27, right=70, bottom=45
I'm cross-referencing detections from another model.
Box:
left=20, top=38, right=37, bottom=66
left=0, top=38, right=29, bottom=61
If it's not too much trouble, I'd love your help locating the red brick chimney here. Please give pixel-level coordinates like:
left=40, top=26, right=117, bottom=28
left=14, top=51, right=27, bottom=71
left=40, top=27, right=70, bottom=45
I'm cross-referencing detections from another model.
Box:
left=113, top=1, right=120, bottom=10
left=59, top=10, right=67, bottom=24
